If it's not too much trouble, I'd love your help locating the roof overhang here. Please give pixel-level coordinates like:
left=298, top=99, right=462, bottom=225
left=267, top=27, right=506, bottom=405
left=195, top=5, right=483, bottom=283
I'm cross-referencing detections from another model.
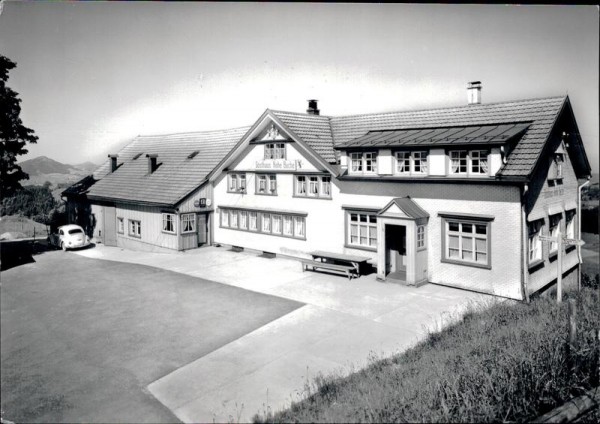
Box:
left=335, top=122, right=531, bottom=150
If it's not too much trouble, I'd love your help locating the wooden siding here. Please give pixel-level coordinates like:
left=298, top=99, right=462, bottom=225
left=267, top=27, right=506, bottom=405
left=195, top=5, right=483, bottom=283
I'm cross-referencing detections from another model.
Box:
left=180, top=232, right=197, bottom=250
left=178, top=183, right=213, bottom=213
left=115, top=203, right=178, bottom=250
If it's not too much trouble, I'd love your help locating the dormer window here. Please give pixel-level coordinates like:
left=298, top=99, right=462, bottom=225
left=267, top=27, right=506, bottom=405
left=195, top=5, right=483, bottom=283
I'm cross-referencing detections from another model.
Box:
left=395, top=151, right=428, bottom=175
left=265, top=143, right=286, bottom=160
left=450, top=150, right=489, bottom=176
left=350, top=152, right=377, bottom=174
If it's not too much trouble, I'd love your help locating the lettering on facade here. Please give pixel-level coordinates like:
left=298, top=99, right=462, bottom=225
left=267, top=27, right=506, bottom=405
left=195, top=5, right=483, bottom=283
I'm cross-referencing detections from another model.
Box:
left=543, top=187, right=565, bottom=199
left=255, top=159, right=303, bottom=170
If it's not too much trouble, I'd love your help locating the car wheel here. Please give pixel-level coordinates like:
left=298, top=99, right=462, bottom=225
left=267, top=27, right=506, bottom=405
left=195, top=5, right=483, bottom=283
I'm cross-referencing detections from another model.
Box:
left=61, top=242, right=67, bottom=252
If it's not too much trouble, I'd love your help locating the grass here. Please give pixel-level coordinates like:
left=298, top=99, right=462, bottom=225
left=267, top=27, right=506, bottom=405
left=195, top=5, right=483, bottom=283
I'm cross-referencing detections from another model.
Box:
left=254, top=288, right=600, bottom=423
left=0, top=215, right=48, bottom=239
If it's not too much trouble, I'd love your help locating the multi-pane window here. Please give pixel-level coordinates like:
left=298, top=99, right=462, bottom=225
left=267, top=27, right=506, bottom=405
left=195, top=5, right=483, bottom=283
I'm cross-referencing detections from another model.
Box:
left=220, top=208, right=305, bottom=239
left=549, top=213, right=562, bottom=253
left=445, top=220, right=490, bottom=266
left=181, top=214, right=196, bottom=233
left=528, top=220, right=543, bottom=263
left=450, top=150, right=489, bottom=176
left=265, top=143, right=286, bottom=159
left=162, top=213, right=175, bottom=234
left=256, top=174, right=277, bottom=195
left=129, top=219, right=141, bottom=237
left=348, top=212, right=377, bottom=249
left=566, top=210, right=575, bottom=239
left=417, top=225, right=426, bottom=249
left=350, top=152, right=377, bottom=174
left=249, top=212, right=258, bottom=231
left=295, top=175, right=332, bottom=199
left=470, top=151, right=489, bottom=174
left=450, top=151, right=468, bottom=174
left=554, top=153, right=564, bottom=180
left=117, top=217, right=124, bottom=234
left=395, top=151, right=428, bottom=175
left=228, top=173, right=246, bottom=193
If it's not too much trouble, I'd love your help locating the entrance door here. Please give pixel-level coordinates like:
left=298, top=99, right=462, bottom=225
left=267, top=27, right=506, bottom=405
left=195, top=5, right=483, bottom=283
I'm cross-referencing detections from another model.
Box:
left=103, top=206, right=117, bottom=246
left=385, top=224, right=406, bottom=281
left=197, top=213, right=207, bottom=246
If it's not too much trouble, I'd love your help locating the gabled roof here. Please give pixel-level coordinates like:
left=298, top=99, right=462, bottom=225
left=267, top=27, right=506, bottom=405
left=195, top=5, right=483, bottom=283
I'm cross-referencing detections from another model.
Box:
left=87, top=127, right=250, bottom=206
left=61, top=175, right=97, bottom=197
left=378, top=197, right=429, bottom=220
left=270, top=110, right=337, bottom=163
left=330, top=96, right=569, bottom=178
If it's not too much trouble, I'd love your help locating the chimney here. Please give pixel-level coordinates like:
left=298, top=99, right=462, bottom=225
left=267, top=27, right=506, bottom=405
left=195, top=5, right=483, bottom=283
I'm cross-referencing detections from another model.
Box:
left=306, top=99, right=320, bottom=115
left=108, top=154, right=118, bottom=173
left=146, top=154, right=158, bottom=174
left=467, top=81, right=482, bottom=105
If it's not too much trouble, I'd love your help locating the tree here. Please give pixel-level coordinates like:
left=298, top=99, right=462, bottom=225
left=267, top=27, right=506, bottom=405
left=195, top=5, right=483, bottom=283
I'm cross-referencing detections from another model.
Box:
left=1, top=55, right=38, bottom=197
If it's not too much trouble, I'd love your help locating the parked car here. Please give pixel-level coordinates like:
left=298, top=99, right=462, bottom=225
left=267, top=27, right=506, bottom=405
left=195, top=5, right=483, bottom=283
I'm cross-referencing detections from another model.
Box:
left=49, top=225, right=91, bottom=251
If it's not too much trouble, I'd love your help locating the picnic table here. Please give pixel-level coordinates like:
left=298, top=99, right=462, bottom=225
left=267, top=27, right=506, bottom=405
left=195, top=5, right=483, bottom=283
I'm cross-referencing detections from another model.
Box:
left=300, top=250, right=371, bottom=280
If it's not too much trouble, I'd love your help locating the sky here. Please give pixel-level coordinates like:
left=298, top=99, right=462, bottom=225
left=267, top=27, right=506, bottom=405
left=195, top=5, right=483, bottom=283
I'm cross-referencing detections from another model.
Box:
left=0, top=2, right=598, bottom=171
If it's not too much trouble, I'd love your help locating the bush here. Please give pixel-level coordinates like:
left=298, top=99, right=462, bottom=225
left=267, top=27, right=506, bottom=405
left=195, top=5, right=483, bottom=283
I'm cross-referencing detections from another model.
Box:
left=582, top=273, right=599, bottom=290
left=0, top=185, right=57, bottom=219
left=256, top=289, right=600, bottom=423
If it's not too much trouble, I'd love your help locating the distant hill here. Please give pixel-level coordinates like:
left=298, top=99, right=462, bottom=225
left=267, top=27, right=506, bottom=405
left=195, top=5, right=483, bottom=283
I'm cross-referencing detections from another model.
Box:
left=17, top=156, right=98, bottom=188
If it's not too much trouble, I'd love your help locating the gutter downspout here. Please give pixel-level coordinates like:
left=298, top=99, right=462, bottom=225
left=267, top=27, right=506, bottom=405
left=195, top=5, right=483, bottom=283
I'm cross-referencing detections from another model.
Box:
left=577, top=178, right=591, bottom=291
left=522, top=183, right=530, bottom=303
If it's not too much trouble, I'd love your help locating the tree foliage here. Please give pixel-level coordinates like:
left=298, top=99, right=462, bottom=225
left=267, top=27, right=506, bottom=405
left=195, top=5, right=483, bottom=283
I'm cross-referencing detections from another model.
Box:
left=1, top=55, right=38, bottom=197
left=0, top=185, right=57, bottom=220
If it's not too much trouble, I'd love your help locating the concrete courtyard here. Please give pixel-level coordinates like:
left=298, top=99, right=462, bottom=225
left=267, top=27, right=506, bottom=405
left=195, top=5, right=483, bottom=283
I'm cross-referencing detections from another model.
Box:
left=73, top=244, right=495, bottom=423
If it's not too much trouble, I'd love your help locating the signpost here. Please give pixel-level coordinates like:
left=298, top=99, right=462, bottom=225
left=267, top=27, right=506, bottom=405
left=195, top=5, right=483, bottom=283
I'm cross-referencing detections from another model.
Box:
left=538, top=232, right=585, bottom=303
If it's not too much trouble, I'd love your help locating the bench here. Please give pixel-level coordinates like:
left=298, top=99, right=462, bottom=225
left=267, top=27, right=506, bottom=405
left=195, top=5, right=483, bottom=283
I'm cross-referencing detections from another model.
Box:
left=300, top=259, right=356, bottom=281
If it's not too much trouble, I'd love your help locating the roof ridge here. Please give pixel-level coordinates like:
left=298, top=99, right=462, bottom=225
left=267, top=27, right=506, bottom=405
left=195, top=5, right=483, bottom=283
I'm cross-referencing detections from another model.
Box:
left=329, top=95, right=567, bottom=121
left=270, top=109, right=333, bottom=119
left=135, top=125, right=252, bottom=138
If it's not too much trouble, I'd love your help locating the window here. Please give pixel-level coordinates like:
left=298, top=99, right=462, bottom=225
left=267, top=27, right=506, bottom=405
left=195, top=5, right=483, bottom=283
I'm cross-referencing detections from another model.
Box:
left=566, top=210, right=575, bottom=239
left=348, top=212, right=377, bottom=249
left=450, top=150, right=489, bottom=176
left=417, top=225, right=426, bottom=249
left=395, top=151, right=428, bottom=175
left=283, top=215, right=293, bottom=236
left=239, top=210, right=248, bottom=230
left=470, top=151, right=489, bottom=174
left=295, top=175, right=332, bottom=199
left=129, top=219, right=141, bottom=237
left=162, top=213, right=175, bottom=234
left=528, top=220, right=543, bottom=264
left=221, top=209, right=229, bottom=227
left=272, top=214, right=282, bottom=234
left=450, top=151, right=468, bottom=174
left=228, top=173, right=246, bottom=193
left=549, top=213, right=562, bottom=253
left=294, top=216, right=305, bottom=238
left=230, top=210, right=238, bottom=228
left=265, top=143, right=286, bottom=159
left=182, top=214, right=196, bottom=233
left=443, top=218, right=491, bottom=267
left=262, top=213, right=271, bottom=232
left=117, top=217, right=124, bottom=234
left=553, top=153, right=564, bottom=180
left=249, top=212, right=258, bottom=231
left=256, top=174, right=277, bottom=195
left=349, top=152, right=377, bottom=174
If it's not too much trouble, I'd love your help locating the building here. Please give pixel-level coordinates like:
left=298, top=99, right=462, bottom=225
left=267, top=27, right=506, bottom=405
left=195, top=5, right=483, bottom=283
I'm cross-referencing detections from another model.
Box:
left=72, top=86, right=592, bottom=300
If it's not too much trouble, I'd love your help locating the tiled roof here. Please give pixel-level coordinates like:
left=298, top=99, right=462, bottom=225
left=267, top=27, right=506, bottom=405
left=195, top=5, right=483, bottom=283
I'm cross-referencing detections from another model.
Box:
left=88, top=127, right=250, bottom=206
left=330, top=96, right=567, bottom=177
left=379, top=197, right=429, bottom=220
left=270, top=110, right=337, bottom=163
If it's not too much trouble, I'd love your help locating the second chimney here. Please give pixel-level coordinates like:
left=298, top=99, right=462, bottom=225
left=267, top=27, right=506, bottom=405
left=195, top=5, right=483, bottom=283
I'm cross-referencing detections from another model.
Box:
left=146, top=154, right=158, bottom=174
left=467, top=81, right=482, bottom=105
left=108, top=154, right=118, bottom=173
left=306, top=99, right=320, bottom=115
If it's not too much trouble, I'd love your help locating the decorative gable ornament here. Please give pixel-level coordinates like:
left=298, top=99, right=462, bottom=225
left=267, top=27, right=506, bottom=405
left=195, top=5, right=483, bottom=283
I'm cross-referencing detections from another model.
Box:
left=260, top=124, right=286, bottom=141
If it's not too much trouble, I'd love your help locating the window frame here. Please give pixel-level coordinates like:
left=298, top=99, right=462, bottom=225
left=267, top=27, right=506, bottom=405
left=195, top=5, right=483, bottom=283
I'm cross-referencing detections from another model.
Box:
left=219, top=207, right=305, bottom=240
left=227, top=172, right=247, bottom=193
left=181, top=213, right=196, bottom=234
left=349, top=151, right=377, bottom=174
left=264, top=142, right=286, bottom=160
left=565, top=210, right=576, bottom=240
left=395, top=151, right=429, bottom=176
left=417, top=225, right=426, bottom=250
left=117, top=217, right=124, bottom=234
left=294, top=174, right=332, bottom=199
left=256, top=174, right=277, bottom=196
left=440, top=214, right=493, bottom=269
left=528, top=219, right=543, bottom=267
left=162, top=213, right=176, bottom=234
left=345, top=210, right=378, bottom=251
left=548, top=213, right=562, bottom=254
left=449, top=150, right=489, bottom=177
left=128, top=219, right=141, bottom=238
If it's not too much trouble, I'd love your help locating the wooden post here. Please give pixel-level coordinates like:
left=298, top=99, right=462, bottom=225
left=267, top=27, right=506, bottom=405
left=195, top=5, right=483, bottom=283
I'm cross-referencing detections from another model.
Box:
left=557, top=231, right=562, bottom=304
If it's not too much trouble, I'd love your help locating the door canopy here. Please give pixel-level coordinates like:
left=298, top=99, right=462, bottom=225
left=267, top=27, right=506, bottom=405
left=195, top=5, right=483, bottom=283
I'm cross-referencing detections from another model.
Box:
left=378, top=197, right=429, bottom=225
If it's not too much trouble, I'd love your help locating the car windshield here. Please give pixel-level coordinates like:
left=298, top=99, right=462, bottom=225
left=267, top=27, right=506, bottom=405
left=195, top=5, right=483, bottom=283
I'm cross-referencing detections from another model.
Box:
left=68, top=229, right=83, bottom=235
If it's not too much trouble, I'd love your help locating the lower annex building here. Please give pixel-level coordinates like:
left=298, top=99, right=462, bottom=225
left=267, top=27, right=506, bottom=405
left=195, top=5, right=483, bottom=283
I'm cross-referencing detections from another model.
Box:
left=66, top=84, right=592, bottom=300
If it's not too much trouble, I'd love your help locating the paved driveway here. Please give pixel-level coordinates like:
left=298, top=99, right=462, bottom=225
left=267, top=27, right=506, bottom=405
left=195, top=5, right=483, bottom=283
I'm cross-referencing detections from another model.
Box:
left=0, top=251, right=301, bottom=423
left=74, top=245, right=497, bottom=423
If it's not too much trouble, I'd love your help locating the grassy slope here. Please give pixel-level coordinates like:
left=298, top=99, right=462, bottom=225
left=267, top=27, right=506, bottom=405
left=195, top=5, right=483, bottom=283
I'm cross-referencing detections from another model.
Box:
left=0, top=215, right=48, bottom=239
left=256, top=289, right=599, bottom=423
